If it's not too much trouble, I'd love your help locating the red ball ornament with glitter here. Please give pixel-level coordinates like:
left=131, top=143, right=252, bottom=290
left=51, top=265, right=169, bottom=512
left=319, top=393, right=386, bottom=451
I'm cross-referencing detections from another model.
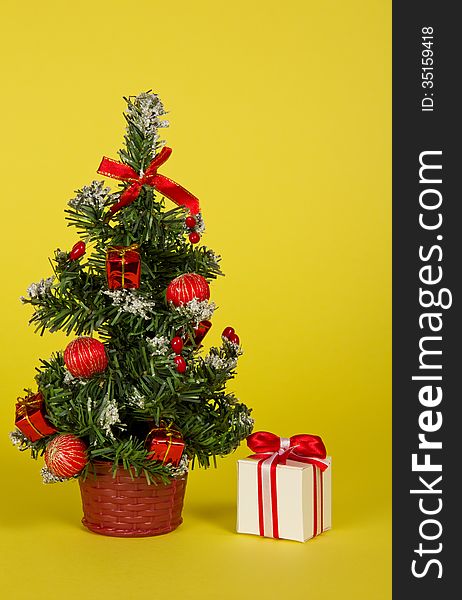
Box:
left=166, top=273, right=210, bottom=307
left=64, top=337, right=108, bottom=378
left=45, top=434, right=88, bottom=478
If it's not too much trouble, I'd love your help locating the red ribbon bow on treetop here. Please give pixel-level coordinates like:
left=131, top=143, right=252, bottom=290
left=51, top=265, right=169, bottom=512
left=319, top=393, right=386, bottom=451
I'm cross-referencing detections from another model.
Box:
left=247, top=430, right=329, bottom=471
left=97, top=146, right=200, bottom=219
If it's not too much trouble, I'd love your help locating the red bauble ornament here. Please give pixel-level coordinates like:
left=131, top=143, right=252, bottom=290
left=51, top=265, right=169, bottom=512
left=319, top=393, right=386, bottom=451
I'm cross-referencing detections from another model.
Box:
left=166, top=273, right=210, bottom=307
left=45, top=434, right=88, bottom=478
left=185, top=216, right=197, bottom=229
left=174, top=355, right=187, bottom=374
left=171, top=336, right=184, bottom=353
left=188, top=231, right=200, bottom=244
left=228, top=333, right=240, bottom=345
left=64, top=337, right=108, bottom=378
left=222, top=326, right=235, bottom=339
left=69, top=241, right=86, bottom=261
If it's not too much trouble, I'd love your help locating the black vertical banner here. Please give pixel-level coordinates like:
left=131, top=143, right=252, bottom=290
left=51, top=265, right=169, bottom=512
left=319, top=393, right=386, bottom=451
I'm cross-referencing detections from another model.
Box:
left=393, top=3, right=458, bottom=598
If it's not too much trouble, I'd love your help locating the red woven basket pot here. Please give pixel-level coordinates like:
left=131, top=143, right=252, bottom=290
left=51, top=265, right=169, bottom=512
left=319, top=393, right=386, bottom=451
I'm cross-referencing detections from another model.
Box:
left=79, top=461, right=187, bottom=537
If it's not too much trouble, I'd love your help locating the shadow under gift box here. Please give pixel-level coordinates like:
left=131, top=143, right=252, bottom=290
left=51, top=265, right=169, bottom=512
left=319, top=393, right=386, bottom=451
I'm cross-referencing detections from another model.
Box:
left=237, top=457, right=332, bottom=543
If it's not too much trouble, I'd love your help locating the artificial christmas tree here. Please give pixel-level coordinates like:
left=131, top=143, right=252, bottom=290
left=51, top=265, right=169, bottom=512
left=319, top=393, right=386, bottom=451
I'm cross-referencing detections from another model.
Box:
left=11, top=92, right=253, bottom=537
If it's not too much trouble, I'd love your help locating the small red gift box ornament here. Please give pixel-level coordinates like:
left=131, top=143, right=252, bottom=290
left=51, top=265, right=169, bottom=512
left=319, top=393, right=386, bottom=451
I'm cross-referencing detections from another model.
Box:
left=15, top=392, right=57, bottom=442
left=106, top=244, right=141, bottom=290
left=194, top=320, right=212, bottom=346
left=146, top=424, right=185, bottom=467
left=181, top=320, right=212, bottom=348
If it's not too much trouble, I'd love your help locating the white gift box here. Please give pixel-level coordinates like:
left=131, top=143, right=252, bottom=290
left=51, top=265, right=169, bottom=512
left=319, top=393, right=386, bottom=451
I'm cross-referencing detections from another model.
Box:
left=237, top=456, right=332, bottom=542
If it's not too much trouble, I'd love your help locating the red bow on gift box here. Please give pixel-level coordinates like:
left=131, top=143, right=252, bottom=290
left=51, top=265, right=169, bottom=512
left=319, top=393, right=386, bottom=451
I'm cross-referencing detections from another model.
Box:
left=246, top=430, right=329, bottom=539
left=247, top=430, right=328, bottom=471
left=97, top=146, right=200, bottom=219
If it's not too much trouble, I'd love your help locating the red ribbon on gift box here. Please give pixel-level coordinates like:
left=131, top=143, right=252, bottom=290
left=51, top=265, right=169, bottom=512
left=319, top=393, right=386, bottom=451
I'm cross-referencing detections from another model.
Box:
left=247, top=431, right=329, bottom=539
left=97, top=146, right=200, bottom=218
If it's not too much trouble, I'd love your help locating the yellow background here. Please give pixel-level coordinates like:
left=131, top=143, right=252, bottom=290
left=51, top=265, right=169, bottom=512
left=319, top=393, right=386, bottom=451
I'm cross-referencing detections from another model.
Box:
left=0, top=1, right=391, bottom=598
